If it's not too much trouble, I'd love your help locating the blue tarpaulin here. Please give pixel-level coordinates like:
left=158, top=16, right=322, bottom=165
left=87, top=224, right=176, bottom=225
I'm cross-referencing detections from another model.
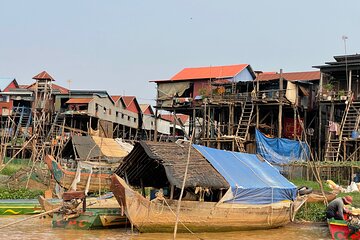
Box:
left=256, top=129, right=309, bottom=165
left=193, top=145, right=297, bottom=205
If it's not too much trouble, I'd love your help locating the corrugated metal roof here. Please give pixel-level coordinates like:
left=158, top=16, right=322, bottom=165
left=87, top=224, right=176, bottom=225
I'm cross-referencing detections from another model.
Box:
left=92, top=136, right=129, bottom=158
left=256, top=71, right=320, bottom=82
left=171, top=64, right=249, bottom=81
left=66, top=98, right=93, bottom=104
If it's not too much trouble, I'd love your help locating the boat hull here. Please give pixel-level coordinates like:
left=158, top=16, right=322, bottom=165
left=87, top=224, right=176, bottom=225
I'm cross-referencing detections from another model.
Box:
left=45, top=155, right=111, bottom=192
left=328, top=219, right=360, bottom=240
left=52, top=208, right=127, bottom=230
left=110, top=175, right=292, bottom=233
left=0, top=199, right=42, bottom=215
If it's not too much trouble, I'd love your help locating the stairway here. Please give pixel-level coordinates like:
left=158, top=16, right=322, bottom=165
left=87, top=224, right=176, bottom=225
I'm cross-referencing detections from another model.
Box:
left=13, top=107, right=32, bottom=142
left=324, top=98, right=360, bottom=161
left=235, top=101, right=254, bottom=152
left=46, top=112, right=66, bottom=141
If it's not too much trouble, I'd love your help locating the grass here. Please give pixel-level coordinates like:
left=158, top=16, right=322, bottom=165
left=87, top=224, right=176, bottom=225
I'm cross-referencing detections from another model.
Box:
left=290, top=178, right=332, bottom=192
left=0, top=160, right=30, bottom=176
left=290, top=178, right=360, bottom=221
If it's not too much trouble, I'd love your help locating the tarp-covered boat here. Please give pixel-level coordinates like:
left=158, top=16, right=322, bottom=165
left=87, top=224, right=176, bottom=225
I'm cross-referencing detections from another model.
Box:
left=110, top=141, right=297, bottom=232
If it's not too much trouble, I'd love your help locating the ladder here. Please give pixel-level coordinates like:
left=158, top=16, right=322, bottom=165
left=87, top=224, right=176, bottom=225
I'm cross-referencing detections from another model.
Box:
left=324, top=95, right=360, bottom=161
left=234, top=100, right=254, bottom=152
left=235, top=101, right=254, bottom=141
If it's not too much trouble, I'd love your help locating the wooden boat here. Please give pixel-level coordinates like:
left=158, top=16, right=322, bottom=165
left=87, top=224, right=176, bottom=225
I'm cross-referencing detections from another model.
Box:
left=0, top=199, right=42, bottom=215
left=110, top=174, right=293, bottom=233
left=39, top=191, right=128, bottom=229
left=44, top=155, right=113, bottom=192
left=328, top=219, right=360, bottom=239
left=307, top=190, right=337, bottom=203
left=52, top=207, right=127, bottom=229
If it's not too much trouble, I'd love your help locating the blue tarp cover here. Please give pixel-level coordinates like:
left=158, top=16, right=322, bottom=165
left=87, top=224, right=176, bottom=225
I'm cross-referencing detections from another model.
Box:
left=193, top=145, right=297, bottom=205
left=256, top=129, right=309, bottom=165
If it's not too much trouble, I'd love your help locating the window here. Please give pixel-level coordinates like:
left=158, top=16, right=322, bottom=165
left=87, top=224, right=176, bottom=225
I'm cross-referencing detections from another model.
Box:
left=103, top=107, right=106, bottom=114
left=128, top=116, right=130, bottom=121
left=134, top=118, right=136, bottom=123
left=95, top=104, right=99, bottom=112
left=116, top=111, right=119, bottom=117
left=121, top=113, right=124, bottom=119
left=109, top=109, right=112, bottom=115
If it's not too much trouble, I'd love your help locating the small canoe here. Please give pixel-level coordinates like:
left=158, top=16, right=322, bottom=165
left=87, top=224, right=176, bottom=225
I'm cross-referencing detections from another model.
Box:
left=0, top=199, right=42, bottom=215
left=328, top=219, right=360, bottom=239
left=307, top=191, right=337, bottom=203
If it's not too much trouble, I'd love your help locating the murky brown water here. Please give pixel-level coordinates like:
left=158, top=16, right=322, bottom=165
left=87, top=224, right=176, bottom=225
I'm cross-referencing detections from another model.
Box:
left=0, top=216, right=331, bottom=240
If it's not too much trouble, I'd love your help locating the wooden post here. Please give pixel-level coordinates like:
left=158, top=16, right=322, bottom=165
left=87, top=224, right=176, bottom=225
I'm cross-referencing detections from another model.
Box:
left=228, top=104, right=233, bottom=135
left=278, top=69, right=283, bottom=138
left=349, top=70, right=352, bottom=93
left=170, top=185, right=174, bottom=200
left=192, top=108, right=196, bottom=142
left=293, top=107, right=297, bottom=140
left=202, top=103, right=206, bottom=139
left=154, top=108, right=158, bottom=142
left=256, top=73, right=260, bottom=129
left=172, top=110, right=176, bottom=140
left=318, top=73, right=324, bottom=159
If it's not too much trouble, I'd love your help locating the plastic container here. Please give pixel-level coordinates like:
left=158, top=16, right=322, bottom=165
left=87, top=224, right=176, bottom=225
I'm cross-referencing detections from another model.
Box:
left=351, top=131, right=359, bottom=139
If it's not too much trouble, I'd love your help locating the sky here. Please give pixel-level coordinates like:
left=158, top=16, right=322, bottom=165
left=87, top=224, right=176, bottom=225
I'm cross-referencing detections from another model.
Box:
left=0, top=0, right=359, bottom=104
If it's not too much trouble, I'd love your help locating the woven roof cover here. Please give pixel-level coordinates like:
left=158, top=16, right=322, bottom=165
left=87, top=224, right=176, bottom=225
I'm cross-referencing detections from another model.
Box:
left=115, top=141, right=229, bottom=189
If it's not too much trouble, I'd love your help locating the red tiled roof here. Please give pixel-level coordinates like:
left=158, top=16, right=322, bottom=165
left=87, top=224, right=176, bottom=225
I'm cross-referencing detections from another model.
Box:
left=122, top=96, right=139, bottom=114
left=160, top=114, right=189, bottom=124
left=140, top=104, right=153, bottom=115
left=256, top=71, right=320, bottom=82
left=111, top=95, right=122, bottom=102
left=26, top=82, right=68, bottom=93
left=52, top=83, right=69, bottom=94
left=65, top=98, right=93, bottom=104
left=32, top=71, right=55, bottom=81
left=170, top=64, right=249, bottom=81
left=122, top=96, right=136, bottom=106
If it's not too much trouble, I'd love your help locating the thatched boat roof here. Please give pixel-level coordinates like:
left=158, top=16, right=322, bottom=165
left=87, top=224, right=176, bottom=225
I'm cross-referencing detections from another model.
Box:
left=114, top=141, right=229, bottom=189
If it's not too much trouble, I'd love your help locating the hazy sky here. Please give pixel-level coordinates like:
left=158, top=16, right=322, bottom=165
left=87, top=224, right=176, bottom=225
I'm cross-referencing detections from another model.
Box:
left=1, top=1, right=359, bottom=104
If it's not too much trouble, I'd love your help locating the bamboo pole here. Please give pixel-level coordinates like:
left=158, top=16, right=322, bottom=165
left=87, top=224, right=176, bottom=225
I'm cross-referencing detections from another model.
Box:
left=0, top=134, right=36, bottom=172
left=173, top=129, right=195, bottom=240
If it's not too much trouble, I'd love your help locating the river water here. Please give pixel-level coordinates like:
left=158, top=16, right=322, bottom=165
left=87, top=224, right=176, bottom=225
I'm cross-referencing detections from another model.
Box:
left=0, top=216, right=331, bottom=240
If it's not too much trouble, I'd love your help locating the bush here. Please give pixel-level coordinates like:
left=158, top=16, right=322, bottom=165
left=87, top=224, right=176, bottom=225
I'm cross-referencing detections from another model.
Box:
left=296, top=202, right=327, bottom=222
left=0, top=188, right=44, bottom=199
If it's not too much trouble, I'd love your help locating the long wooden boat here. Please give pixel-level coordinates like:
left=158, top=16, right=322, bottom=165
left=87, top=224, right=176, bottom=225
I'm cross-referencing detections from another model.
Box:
left=44, top=155, right=112, bottom=192
left=0, top=199, right=42, bottom=215
left=328, top=219, right=360, bottom=239
left=110, top=174, right=293, bottom=233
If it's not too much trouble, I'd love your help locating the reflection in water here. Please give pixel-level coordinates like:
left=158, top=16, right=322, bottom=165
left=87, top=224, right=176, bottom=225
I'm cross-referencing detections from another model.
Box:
left=0, top=216, right=330, bottom=240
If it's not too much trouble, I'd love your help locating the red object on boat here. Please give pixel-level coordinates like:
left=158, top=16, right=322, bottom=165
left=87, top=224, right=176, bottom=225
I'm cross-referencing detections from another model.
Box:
left=328, top=219, right=360, bottom=239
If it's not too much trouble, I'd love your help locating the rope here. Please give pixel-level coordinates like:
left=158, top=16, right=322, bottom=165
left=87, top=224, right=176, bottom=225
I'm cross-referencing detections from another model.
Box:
left=162, top=198, right=204, bottom=240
